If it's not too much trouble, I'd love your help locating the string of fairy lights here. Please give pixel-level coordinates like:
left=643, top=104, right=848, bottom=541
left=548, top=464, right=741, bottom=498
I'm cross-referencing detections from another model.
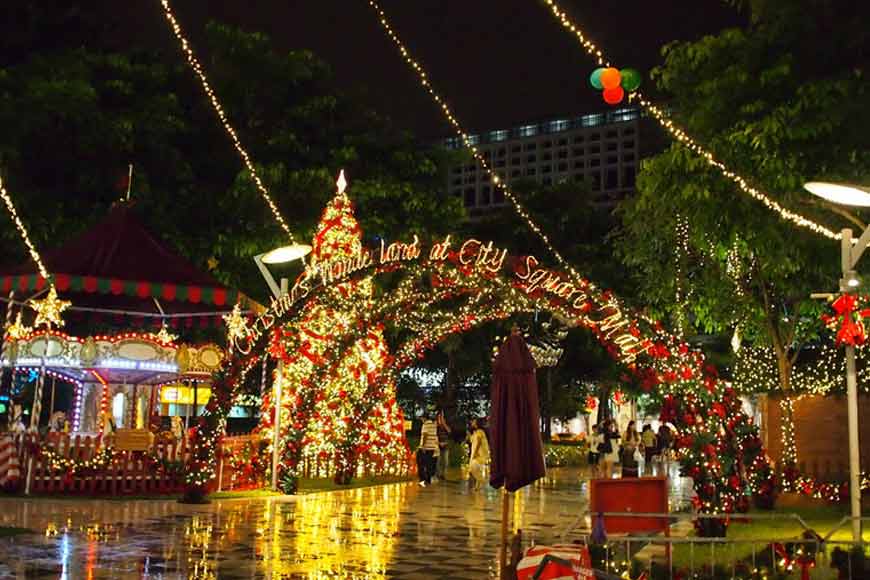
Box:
left=365, top=0, right=625, bottom=313
left=144, top=0, right=773, bottom=507
left=673, top=215, right=690, bottom=337
left=0, top=173, right=52, bottom=284
left=779, top=397, right=798, bottom=466
left=538, top=0, right=841, bottom=241
left=734, top=343, right=870, bottom=396
left=157, top=0, right=297, bottom=244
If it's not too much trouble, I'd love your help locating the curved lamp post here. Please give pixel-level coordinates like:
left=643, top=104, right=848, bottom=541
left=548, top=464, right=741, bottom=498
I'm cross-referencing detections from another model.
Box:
left=805, top=181, right=870, bottom=543
left=254, top=243, right=312, bottom=491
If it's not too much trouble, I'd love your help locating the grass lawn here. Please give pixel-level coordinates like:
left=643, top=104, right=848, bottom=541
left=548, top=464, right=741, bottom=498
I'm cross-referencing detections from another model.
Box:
left=632, top=505, right=870, bottom=575
left=0, top=526, right=33, bottom=537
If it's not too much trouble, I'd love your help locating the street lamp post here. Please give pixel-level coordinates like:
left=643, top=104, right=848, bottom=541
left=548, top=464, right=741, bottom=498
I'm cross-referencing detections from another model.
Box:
left=838, top=226, right=864, bottom=545
left=805, top=181, right=870, bottom=544
left=254, top=243, right=311, bottom=492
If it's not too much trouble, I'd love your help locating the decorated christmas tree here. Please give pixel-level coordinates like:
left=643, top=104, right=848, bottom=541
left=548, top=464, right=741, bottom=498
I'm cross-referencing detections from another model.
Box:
left=262, top=172, right=411, bottom=491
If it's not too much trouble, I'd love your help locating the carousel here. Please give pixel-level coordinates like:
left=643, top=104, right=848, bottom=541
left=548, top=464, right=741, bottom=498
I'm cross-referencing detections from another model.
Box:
left=0, top=203, right=255, bottom=442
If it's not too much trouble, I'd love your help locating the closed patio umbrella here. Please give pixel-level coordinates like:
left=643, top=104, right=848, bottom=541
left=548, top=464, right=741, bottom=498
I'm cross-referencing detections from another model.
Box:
left=489, top=329, right=546, bottom=491
left=489, top=327, right=546, bottom=578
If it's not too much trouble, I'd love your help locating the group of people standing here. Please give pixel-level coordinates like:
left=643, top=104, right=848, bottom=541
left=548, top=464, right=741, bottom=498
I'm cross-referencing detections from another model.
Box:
left=587, top=419, right=673, bottom=478
left=416, top=411, right=490, bottom=490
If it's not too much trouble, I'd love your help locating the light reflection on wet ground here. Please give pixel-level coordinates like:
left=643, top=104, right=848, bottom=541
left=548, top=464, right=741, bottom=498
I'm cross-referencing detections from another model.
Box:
left=0, top=466, right=693, bottom=579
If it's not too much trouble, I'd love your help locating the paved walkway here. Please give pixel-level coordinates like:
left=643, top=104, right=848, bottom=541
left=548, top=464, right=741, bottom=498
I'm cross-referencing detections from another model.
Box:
left=0, top=466, right=694, bottom=579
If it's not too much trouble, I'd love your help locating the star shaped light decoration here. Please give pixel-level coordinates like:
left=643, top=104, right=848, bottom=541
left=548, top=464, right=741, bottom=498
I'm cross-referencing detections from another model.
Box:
left=29, top=286, right=71, bottom=329
left=223, top=303, right=250, bottom=345
left=154, top=322, right=178, bottom=344
left=5, top=311, right=32, bottom=340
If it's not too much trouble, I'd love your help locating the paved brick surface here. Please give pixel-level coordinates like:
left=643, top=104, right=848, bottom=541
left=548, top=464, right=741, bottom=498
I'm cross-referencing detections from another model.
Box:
left=0, top=465, right=693, bottom=579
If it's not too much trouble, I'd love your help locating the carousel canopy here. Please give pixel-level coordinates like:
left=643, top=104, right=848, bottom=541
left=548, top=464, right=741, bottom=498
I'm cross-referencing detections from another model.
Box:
left=0, top=203, right=255, bottom=328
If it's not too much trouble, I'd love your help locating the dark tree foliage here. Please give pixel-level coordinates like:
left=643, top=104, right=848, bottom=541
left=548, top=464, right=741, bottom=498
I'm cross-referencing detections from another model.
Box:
left=0, top=9, right=462, bottom=303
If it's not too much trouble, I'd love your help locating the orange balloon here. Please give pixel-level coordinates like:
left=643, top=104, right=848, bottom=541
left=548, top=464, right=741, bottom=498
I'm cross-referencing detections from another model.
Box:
left=603, top=86, right=624, bottom=105
left=600, top=67, right=621, bottom=90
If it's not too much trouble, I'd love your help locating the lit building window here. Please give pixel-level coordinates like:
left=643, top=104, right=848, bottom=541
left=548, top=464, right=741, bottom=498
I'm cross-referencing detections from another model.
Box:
left=581, top=114, right=604, bottom=127
left=548, top=119, right=569, bottom=132
left=489, top=129, right=508, bottom=142
left=518, top=124, right=538, bottom=137
left=609, top=108, right=639, bottom=123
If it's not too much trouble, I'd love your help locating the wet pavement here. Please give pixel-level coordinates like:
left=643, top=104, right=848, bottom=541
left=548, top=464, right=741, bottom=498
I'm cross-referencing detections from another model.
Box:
left=0, top=466, right=693, bottom=579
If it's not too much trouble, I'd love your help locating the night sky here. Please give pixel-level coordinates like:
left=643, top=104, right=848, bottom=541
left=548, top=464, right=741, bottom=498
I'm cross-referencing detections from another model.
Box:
left=169, top=0, right=744, bottom=137
left=17, top=1, right=745, bottom=137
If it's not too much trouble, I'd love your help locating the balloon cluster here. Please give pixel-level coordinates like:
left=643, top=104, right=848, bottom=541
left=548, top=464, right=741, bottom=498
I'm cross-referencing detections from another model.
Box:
left=589, top=67, right=642, bottom=105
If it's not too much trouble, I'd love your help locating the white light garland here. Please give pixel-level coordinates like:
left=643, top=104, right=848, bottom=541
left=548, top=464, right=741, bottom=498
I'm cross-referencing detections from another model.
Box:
left=365, top=0, right=626, bottom=314
left=158, top=0, right=297, bottom=244
left=540, top=0, right=841, bottom=241
left=673, top=215, right=690, bottom=337
left=0, top=173, right=52, bottom=282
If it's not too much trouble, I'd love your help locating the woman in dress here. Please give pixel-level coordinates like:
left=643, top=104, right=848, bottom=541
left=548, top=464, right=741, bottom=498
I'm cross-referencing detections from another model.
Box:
left=621, top=420, right=640, bottom=478
left=467, top=418, right=491, bottom=491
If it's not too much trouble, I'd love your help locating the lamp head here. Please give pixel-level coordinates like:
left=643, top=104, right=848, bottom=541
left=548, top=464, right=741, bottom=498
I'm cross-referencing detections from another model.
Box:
left=840, top=270, right=862, bottom=292
left=804, top=182, right=870, bottom=207
left=261, top=244, right=312, bottom=264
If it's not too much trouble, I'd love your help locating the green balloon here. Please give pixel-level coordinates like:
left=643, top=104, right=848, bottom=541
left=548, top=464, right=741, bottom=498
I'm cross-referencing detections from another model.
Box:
left=620, top=68, right=642, bottom=92
left=589, top=68, right=605, bottom=90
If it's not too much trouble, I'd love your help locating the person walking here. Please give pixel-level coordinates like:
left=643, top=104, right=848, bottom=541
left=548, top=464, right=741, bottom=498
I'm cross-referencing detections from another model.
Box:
left=621, top=420, right=640, bottom=478
left=435, top=410, right=452, bottom=481
left=641, top=424, right=657, bottom=475
left=600, top=419, right=620, bottom=478
left=416, top=414, right=440, bottom=486
left=587, top=423, right=602, bottom=478
left=467, top=418, right=490, bottom=491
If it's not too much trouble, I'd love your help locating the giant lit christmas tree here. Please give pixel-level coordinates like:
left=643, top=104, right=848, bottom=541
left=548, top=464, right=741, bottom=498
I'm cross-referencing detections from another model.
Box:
left=261, top=172, right=411, bottom=491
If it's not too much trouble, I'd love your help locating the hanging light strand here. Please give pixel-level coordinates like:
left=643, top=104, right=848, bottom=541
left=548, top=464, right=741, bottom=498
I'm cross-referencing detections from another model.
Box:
left=157, top=0, right=296, bottom=244
left=539, top=0, right=840, bottom=241
left=366, top=0, right=617, bottom=306
left=673, top=215, right=690, bottom=337
left=0, top=173, right=51, bottom=283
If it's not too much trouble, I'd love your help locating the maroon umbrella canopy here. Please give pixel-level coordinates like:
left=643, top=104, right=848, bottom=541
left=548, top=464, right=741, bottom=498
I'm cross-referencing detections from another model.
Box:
left=489, top=332, right=546, bottom=492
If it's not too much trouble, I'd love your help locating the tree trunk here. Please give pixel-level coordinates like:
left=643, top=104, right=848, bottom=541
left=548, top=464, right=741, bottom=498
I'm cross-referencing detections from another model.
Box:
left=543, top=368, right=553, bottom=440
left=774, top=348, right=797, bottom=467
left=445, top=350, right=458, bottom=419
left=597, top=383, right=611, bottom=423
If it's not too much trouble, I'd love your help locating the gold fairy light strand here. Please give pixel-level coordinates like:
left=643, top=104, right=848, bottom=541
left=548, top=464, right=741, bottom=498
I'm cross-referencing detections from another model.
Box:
left=540, top=0, right=840, bottom=241
left=366, top=0, right=617, bottom=306
left=0, top=173, right=52, bottom=282
left=158, top=0, right=296, bottom=244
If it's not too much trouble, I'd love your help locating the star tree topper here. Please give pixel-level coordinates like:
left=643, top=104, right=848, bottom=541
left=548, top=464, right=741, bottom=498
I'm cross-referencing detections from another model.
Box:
left=29, top=286, right=71, bottom=328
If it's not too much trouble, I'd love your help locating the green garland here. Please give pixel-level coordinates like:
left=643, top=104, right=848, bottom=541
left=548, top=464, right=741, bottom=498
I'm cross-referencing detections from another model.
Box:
left=38, top=444, right=183, bottom=476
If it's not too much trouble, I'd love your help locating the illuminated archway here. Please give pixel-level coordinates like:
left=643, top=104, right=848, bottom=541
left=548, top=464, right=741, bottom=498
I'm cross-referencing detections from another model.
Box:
left=186, top=186, right=774, bottom=520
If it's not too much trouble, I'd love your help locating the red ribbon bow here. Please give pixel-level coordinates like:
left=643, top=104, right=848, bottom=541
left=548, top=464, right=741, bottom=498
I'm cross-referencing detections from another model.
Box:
left=823, top=294, right=870, bottom=347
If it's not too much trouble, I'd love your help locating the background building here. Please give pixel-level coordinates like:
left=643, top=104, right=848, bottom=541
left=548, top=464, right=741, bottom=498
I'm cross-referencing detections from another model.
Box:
left=444, top=106, right=662, bottom=216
